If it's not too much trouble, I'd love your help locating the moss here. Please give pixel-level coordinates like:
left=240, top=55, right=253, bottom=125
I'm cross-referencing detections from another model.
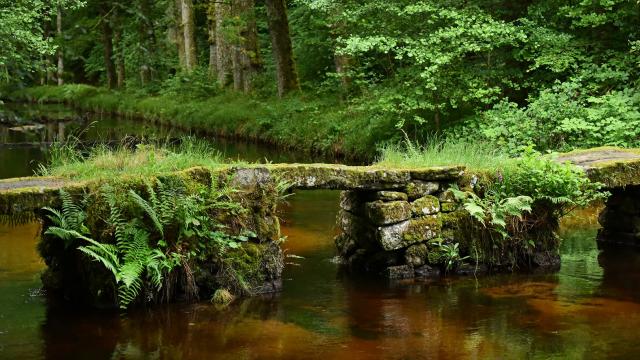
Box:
left=404, top=243, right=428, bottom=266
left=426, top=246, right=444, bottom=265
left=401, top=216, right=442, bottom=245
left=374, top=191, right=408, bottom=202
left=211, top=288, right=235, bottom=305
left=405, top=181, right=440, bottom=199
left=440, top=202, right=458, bottom=212
left=410, top=195, right=440, bottom=215
left=365, top=200, right=412, bottom=225
left=586, top=160, right=640, bottom=188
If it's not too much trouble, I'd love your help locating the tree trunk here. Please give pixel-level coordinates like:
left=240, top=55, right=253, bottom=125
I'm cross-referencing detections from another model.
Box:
left=114, top=27, right=125, bottom=88
left=334, top=54, right=351, bottom=89
left=181, top=0, right=197, bottom=71
left=172, top=0, right=186, bottom=69
left=232, top=0, right=260, bottom=93
left=138, top=0, right=155, bottom=84
left=56, top=5, right=64, bottom=86
left=215, top=1, right=232, bottom=87
left=207, top=3, right=217, bottom=78
left=264, top=0, right=299, bottom=97
left=101, top=3, right=116, bottom=89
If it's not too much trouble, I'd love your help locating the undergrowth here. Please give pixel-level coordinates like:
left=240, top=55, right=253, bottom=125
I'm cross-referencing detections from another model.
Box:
left=42, top=175, right=263, bottom=309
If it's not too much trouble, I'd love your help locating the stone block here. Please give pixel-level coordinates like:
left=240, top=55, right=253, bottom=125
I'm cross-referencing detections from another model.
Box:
left=365, top=200, right=412, bottom=225
left=339, top=190, right=364, bottom=213
left=414, top=264, right=441, bottom=278
left=405, top=181, right=440, bottom=200
left=438, top=189, right=456, bottom=203
left=411, top=195, right=440, bottom=216
left=374, top=191, right=408, bottom=202
left=441, top=202, right=458, bottom=213
left=409, top=166, right=465, bottom=181
left=404, top=243, right=428, bottom=266
left=377, top=216, right=441, bottom=251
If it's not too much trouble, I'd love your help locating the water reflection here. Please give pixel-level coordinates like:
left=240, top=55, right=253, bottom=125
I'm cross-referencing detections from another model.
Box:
left=0, top=104, right=346, bottom=180
left=1, top=105, right=640, bottom=358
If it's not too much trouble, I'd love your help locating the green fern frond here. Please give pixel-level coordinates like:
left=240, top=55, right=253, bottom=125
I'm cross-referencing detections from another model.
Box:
left=129, top=190, right=164, bottom=237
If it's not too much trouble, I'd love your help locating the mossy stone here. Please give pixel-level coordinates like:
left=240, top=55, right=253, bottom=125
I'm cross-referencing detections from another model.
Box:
left=365, top=200, right=412, bottom=225
left=374, top=191, right=408, bottom=202
left=438, top=190, right=456, bottom=203
left=405, top=181, right=440, bottom=200
left=404, top=243, right=428, bottom=266
left=441, top=202, right=458, bottom=212
left=411, top=195, right=440, bottom=216
left=377, top=216, right=441, bottom=251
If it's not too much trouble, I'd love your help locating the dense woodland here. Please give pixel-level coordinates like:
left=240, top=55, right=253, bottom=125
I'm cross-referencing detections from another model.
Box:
left=2, top=0, right=640, bottom=155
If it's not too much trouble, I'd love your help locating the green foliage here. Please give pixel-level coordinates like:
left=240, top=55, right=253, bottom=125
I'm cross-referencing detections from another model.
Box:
left=158, top=68, right=219, bottom=99
left=496, top=148, right=608, bottom=215
left=451, top=188, right=533, bottom=239
left=42, top=175, right=250, bottom=309
left=432, top=240, right=468, bottom=272
left=455, top=82, right=640, bottom=154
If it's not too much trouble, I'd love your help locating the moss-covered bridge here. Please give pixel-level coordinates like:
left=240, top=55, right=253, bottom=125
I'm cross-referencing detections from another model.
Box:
left=0, top=147, right=639, bottom=307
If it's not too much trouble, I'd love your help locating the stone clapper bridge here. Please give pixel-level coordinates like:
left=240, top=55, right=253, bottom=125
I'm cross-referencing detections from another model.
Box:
left=1, top=147, right=639, bottom=303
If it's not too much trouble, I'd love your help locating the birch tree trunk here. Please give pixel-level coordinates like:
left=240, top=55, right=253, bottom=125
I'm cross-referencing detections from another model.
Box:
left=265, top=0, right=299, bottom=97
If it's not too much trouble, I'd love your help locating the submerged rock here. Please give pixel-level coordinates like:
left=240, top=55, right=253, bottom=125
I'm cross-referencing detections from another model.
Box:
left=414, top=264, right=441, bottom=278
left=383, top=265, right=414, bottom=279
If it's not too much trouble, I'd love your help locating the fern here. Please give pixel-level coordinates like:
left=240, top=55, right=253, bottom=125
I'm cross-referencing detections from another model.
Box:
left=129, top=189, right=164, bottom=237
left=77, top=236, right=120, bottom=278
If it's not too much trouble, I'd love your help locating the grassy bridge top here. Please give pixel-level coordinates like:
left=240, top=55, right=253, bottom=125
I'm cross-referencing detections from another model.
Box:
left=1, top=147, right=639, bottom=217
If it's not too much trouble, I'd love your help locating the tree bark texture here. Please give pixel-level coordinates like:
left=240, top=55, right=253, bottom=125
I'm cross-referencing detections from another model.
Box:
left=233, top=0, right=260, bottom=93
left=56, top=5, right=64, bottom=85
left=138, top=0, right=155, bottom=84
left=215, top=0, right=232, bottom=87
left=101, top=3, right=116, bottom=89
left=114, top=27, right=125, bottom=88
left=181, top=0, right=197, bottom=71
left=265, top=0, right=300, bottom=97
left=207, top=3, right=217, bottom=78
left=172, top=0, right=186, bottom=69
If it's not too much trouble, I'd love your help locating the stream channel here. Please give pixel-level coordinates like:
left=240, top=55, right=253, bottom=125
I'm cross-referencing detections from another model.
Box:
left=1, top=104, right=639, bottom=359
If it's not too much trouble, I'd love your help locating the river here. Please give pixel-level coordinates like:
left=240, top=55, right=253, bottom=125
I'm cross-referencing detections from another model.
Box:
left=1, top=104, right=639, bottom=359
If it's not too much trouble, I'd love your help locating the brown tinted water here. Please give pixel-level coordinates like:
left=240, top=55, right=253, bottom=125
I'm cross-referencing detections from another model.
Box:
left=1, top=105, right=640, bottom=359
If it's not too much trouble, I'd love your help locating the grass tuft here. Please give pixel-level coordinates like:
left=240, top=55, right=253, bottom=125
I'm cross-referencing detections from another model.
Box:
left=376, top=136, right=515, bottom=172
left=39, top=138, right=241, bottom=180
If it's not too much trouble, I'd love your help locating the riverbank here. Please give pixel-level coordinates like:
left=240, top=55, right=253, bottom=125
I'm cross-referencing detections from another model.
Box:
left=8, top=85, right=399, bottom=162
